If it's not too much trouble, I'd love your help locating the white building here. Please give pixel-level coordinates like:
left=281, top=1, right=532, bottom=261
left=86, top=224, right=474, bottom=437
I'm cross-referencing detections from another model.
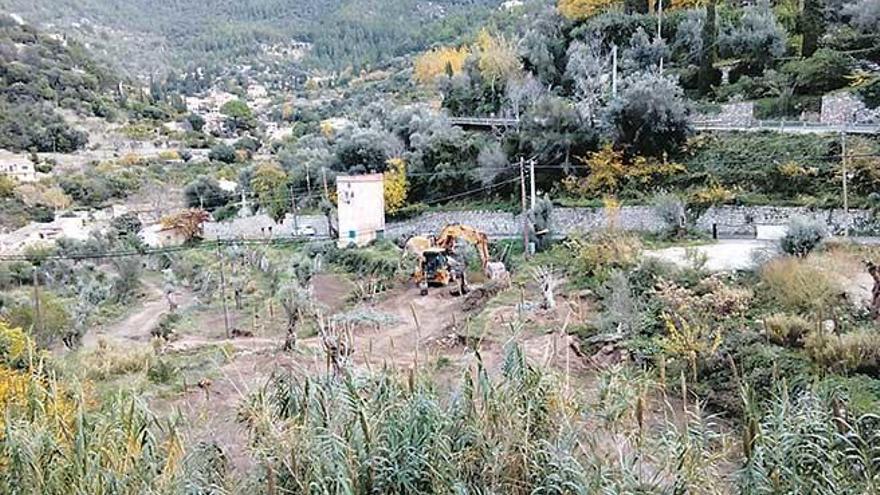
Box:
left=0, top=151, right=36, bottom=183
left=0, top=215, right=94, bottom=255
left=336, top=173, right=385, bottom=247
left=139, top=223, right=187, bottom=248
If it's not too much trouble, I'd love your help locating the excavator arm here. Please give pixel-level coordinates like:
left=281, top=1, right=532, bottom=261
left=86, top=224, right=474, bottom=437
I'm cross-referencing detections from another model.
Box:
left=436, top=224, right=491, bottom=272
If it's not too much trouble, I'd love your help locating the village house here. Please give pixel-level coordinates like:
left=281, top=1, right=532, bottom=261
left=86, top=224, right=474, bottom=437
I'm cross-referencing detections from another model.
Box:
left=336, top=173, right=385, bottom=247
left=0, top=214, right=97, bottom=255
left=0, top=150, right=36, bottom=183
left=139, top=223, right=188, bottom=248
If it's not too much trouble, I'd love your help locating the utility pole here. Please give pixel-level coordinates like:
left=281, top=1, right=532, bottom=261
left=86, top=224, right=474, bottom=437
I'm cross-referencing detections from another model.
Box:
left=305, top=163, right=312, bottom=197
left=611, top=45, right=619, bottom=97
left=657, top=0, right=664, bottom=73
left=520, top=158, right=530, bottom=257
left=32, top=264, right=42, bottom=337
left=529, top=158, right=537, bottom=210
left=842, top=131, right=850, bottom=237
left=217, top=246, right=231, bottom=339
left=290, top=185, right=299, bottom=232
left=321, top=167, right=330, bottom=199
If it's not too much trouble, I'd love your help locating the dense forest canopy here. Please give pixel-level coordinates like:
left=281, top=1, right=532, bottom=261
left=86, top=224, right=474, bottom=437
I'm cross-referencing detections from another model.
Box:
left=0, top=0, right=504, bottom=75
left=0, top=15, right=121, bottom=152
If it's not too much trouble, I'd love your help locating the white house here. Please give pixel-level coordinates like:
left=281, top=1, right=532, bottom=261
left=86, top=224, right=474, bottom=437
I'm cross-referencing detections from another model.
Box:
left=0, top=150, right=36, bottom=182
left=336, top=173, right=385, bottom=247
left=139, top=223, right=187, bottom=248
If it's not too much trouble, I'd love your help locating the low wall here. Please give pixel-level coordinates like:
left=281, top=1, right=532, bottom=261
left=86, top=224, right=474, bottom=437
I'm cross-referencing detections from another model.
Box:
left=205, top=206, right=876, bottom=241
left=204, top=213, right=328, bottom=240
left=386, top=206, right=874, bottom=238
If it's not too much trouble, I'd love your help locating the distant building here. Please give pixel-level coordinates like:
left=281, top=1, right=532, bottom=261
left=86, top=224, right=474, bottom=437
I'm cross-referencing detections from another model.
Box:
left=139, top=223, right=188, bottom=248
left=0, top=215, right=95, bottom=255
left=0, top=151, right=36, bottom=183
left=336, top=173, right=385, bottom=248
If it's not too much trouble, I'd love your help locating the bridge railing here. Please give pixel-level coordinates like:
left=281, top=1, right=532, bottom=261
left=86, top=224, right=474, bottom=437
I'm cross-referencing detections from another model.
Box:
left=692, top=119, right=880, bottom=134
left=449, top=115, right=880, bottom=134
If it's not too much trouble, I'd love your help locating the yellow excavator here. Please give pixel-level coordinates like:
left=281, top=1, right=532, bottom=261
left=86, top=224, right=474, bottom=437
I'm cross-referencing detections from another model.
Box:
left=405, top=224, right=498, bottom=296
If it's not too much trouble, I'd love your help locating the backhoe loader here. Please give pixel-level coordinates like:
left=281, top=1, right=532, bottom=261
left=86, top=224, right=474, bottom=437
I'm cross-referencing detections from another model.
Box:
left=404, top=224, right=503, bottom=296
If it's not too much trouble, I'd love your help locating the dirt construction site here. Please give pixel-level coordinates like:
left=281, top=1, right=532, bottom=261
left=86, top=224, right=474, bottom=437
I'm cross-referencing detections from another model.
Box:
left=69, top=264, right=606, bottom=474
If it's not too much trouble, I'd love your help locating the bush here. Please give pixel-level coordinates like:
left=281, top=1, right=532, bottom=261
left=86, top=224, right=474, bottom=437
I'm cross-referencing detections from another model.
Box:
left=805, top=328, right=880, bottom=375
left=208, top=143, right=237, bottom=164
left=760, top=257, right=838, bottom=313
left=565, top=230, right=643, bottom=284
left=763, top=313, right=813, bottom=346
left=651, top=193, right=686, bottom=236
left=857, top=79, right=880, bottom=109
left=109, top=213, right=143, bottom=239
left=781, top=49, right=853, bottom=95
left=151, top=312, right=181, bottom=340
left=146, top=357, right=179, bottom=384
left=780, top=217, right=826, bottom=257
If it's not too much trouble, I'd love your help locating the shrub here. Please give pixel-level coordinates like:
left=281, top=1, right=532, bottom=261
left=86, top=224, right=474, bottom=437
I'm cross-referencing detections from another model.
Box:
left=763, top=313, right=813, bottom=347
left=780, top=217, right=826, bottom=257
left=151, top=312, right=181, bottom=340
left=857, top=78, right=880, bottom=109
left=566, top=230, right=643, bottom=282
left=760, top=257, right=838, bottom=313
left=804, top=328, right=880, bottom=375
left=652, top=193, right=686, bottom=236
left=208, top=143, right=237, bottom=164
left=147, top=358, right=179, bottom=384
left=781, top=49, right=853, bottom=94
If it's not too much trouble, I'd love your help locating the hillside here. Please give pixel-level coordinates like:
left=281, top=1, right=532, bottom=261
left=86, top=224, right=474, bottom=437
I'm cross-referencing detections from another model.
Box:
left=1, top=0, right=504, bottom=75
left=0, top=14, right=120, bottom=152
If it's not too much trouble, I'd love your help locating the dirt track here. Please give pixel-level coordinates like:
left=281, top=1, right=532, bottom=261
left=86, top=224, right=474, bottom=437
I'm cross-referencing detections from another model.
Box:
left=82, top=281, right=195, bottom=348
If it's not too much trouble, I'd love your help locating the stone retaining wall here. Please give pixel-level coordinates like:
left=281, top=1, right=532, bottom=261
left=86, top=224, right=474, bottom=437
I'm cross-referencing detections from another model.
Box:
left=205, top=206, right=876, bottom=241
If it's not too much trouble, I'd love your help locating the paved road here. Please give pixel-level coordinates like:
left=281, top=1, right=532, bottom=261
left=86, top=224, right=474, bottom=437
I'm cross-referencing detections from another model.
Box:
left=645, top=239, right=779, bottom=272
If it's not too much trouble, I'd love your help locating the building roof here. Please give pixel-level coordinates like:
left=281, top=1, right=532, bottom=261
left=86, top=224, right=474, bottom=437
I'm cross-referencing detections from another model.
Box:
left=337, top=173, right=384, bottom=183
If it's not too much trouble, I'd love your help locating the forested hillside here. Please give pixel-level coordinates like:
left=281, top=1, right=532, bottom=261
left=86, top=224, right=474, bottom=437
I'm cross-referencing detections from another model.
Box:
left=0, top=15, right=120, bottom=152
left=1, top=0, right=503, bottom=75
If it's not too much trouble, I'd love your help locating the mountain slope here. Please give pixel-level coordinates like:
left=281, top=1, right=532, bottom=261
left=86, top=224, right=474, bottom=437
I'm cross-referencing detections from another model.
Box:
left=1, top=0, right=503, bottom=75
left=0, top=14, right=119, bottom=152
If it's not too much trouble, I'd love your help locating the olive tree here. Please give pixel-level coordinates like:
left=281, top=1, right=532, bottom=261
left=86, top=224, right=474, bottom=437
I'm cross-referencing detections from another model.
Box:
left=604, top=73, right=692, bottom=158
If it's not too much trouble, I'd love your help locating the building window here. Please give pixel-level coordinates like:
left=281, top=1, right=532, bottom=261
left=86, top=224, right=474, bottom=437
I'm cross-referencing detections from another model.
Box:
left=348, top=230, right=356, bottom=239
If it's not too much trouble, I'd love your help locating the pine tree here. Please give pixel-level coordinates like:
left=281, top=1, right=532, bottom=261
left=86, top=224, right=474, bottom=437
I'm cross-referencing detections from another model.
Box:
left=799, top=0, right=825, bottom=57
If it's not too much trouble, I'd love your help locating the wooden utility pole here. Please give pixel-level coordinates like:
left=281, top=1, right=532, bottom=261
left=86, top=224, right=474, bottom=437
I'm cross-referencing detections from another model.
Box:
left=657, top=0, right=664, bottom=73
left=520, top=158, right=530, bottom=257
left=32, top=264, right=42, bottom=337
left=842, top=131, right=850, bottom=237
left=290, top=185, right=299, bottom=232
left=217, top=246, right=231, bottom=339
left=529, top=158, right=537, bottom=210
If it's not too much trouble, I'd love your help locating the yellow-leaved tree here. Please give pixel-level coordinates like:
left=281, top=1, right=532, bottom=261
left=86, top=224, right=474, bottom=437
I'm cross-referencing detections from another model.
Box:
left=384, top=158, right=408, bottom=214
left=414, top=46, right=470, bottom=85
left=475, top=30, right=521, bottom=89
left=558, top=0, right=620, bottom=20
left=563, top=144, right=685, bottom=197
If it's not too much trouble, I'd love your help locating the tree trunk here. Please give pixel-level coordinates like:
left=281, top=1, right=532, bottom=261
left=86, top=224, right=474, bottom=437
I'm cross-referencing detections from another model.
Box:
left=542, top=280, right=556, bottom=310
left=868, top=262, right=880, bottom=319
left=283, top=314, right=297, bottom=351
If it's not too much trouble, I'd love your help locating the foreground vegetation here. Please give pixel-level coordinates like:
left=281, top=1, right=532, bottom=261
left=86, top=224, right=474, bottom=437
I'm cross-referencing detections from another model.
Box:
left=2, top=225, right=880, bottom=492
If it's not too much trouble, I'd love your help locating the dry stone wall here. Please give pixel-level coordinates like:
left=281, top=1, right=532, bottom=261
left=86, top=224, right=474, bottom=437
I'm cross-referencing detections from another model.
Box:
left=205, top=206, right=877, bottom=241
